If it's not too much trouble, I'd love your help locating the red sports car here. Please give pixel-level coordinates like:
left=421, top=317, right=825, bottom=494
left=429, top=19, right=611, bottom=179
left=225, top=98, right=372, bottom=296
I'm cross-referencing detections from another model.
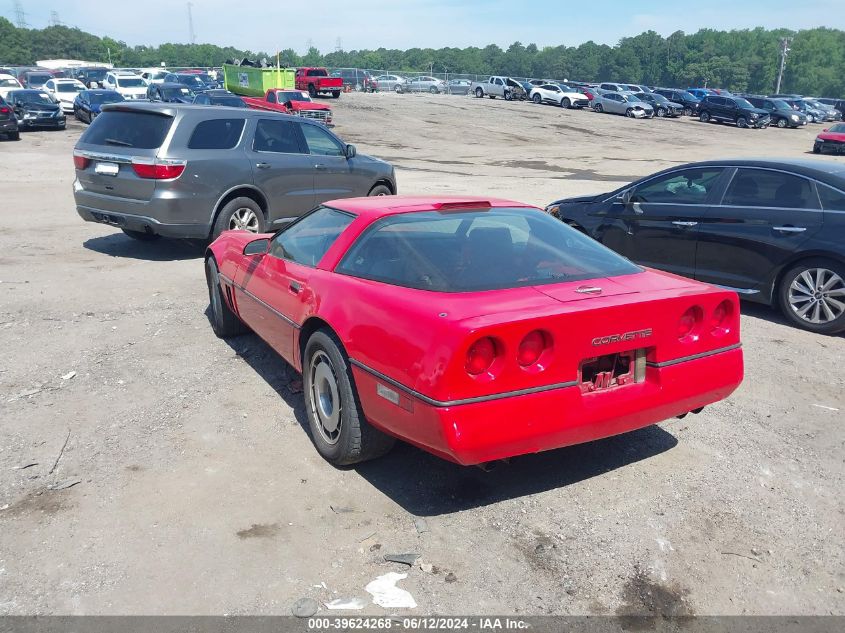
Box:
left=813, top=122, right=845, bottom=155
left=205, top=196, right=743, bottom=466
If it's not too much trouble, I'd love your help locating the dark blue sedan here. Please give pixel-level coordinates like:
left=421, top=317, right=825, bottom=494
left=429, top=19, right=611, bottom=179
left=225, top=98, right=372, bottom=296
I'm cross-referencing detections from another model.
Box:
left=73, top=89, right=125, bottom=123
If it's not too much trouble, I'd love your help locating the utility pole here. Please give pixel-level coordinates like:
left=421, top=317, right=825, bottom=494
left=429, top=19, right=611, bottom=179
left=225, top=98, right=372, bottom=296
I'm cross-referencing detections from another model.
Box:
left=335, top=37, right=342, bottom=53
left=187, top=2, right=196, bottom=44
left=13, top=0, right=28, bottom=28
left=775, top=37, right=791, bottom=94
left=49, top=10, right=60, bottom=26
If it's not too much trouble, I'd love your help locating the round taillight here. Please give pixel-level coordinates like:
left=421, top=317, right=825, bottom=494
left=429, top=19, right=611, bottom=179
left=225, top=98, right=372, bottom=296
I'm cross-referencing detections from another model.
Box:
left=518, top=330, right=548, bottom=367
left=466, top=337, right=496, bottom=375
left=711, top=300, right=733, bottom=336
left=678, top=306, right=703, bottom=340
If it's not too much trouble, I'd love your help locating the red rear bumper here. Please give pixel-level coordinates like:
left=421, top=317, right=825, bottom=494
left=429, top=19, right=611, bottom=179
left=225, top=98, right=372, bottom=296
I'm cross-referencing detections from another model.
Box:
left=353, top=347, right=743, bottom=465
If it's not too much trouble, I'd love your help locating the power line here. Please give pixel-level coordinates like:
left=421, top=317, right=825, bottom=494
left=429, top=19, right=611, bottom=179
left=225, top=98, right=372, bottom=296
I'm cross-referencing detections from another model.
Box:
left=49, top=10, right=61, bottom=26
left=187, top=1, right=196, bottom=44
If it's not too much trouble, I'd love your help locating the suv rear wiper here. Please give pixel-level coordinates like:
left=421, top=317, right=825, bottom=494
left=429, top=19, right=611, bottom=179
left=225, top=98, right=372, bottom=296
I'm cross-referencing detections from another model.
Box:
left=103, top=138, right=132, bottom=147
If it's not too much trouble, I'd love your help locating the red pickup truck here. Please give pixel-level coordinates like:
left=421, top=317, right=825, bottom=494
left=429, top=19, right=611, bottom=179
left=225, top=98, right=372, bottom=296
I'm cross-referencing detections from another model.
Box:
left=295, top=67, right=342, bottom=98
left=242, top=89, right=333, bottom=125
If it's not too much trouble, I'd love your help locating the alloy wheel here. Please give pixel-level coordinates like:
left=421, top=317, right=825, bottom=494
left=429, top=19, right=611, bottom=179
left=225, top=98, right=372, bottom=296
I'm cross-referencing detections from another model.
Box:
left=788, top=268, right=845, bottom=325
left=308, top=350, right=342, bottom=445
left=228, top=208, right=259, bottom=232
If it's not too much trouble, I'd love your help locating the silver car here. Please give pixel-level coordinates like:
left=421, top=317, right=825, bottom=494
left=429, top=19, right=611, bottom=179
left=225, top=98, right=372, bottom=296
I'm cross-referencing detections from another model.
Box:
left=406, top=76, right=447, bottom=93
left=593, top=91, right=654, bottom=118
left=374, top=74, right=407, bottom=93
left=73, top=103, right=397, bottom=241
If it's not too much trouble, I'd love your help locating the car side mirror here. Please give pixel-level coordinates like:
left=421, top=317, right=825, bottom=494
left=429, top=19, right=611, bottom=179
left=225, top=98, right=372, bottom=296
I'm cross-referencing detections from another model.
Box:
left=824, top=128, right=829, bottom=132
left=243, top=238, right=270, bottom=256
left=346, top=144, right=357, bottom=158
left=616, top=189, right=633, bottom=206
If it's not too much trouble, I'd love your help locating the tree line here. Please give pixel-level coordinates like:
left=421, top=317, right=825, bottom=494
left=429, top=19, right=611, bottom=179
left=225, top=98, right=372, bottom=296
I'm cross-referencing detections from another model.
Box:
left=2, top=17, right=843, bottom=96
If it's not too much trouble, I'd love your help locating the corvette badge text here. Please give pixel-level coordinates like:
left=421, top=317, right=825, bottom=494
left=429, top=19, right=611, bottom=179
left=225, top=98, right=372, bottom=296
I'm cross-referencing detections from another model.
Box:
left=592, top=328, right=653, bottom=346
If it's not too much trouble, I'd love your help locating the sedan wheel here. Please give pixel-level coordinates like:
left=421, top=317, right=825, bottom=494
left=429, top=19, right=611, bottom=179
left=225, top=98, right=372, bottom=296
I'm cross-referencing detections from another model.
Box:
left=532, top=93, right=541, bottom=104
left=699, top=111, right=710, bottom=123
left=561, top=97, right=570, bottom=108
left=779, top=260, right=845, bottom=334
left=656, top=107, right=665, bottom=117
left=394, top=84, right=403, bottom=94
left=309, top=350, right=342, bottom=446
left=777, top=118, right=787, bottom=128
left=737, top=116, right=748, bottom=128
left=594, top=103, right=603, bottom=113
left=625, top=108, right=634, bottom=118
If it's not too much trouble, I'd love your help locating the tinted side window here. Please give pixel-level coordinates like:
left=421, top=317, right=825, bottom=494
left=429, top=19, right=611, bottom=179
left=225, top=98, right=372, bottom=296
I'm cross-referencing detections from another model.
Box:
left=632, top=168, right=724, bottom=204
left=267, top=91, right=276, bottom=104
left=253, top=119, right=304, bottom=154
left=723, top=169, right=820, bottom=209
left=817, top=184, right=845, bottom=211
left=187, top=118, right=245, bottom=150
left=300, top=124, right=345, bottom=156
left=270, top=207, right=355, bottom=266
left=81, top=111, right=174, bottom=149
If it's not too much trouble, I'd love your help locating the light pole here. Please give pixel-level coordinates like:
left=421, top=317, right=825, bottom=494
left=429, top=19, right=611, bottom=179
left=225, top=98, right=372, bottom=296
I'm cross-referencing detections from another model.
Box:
left=775, top=37, right=791, bottom=94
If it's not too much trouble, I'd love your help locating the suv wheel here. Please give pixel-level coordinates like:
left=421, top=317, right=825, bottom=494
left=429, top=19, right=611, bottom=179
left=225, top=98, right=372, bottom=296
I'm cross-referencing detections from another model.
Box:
left=778, top=259, right=845, bottom=334
left=683, top=106, right=693, bottom=116
left=213, top=197, right=265, bottom=239
left=777, top=118, right=787, bottom=128
left=368, top=184, right=392, bottom=197
left=737, top=116, right=748, bottom=128
left=699, top=111, right=711, bottom=123
left=561, top=97, right=570, bottom=108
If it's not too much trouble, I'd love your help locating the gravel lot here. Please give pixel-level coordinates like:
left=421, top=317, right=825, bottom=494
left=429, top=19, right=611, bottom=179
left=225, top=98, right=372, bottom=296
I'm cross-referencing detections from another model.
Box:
left=0, top=92, right=843, bottom=616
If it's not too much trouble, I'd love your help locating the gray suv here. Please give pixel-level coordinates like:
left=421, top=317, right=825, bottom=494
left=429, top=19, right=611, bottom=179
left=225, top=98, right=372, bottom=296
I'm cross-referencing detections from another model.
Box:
left=73, top=102, right=396, bottom=241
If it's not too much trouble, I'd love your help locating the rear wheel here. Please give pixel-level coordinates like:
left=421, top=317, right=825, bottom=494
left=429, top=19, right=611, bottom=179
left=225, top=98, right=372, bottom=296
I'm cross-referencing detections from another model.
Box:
left=213, top=197, right=265, bottom=239
left=561, top=97, right=570, bottom=108
left=683, top=106, right=693, bottom=116
left=205, top=257, right=248, bottom=338
left=308, top=84, right=317, bottom=98
left=699, top=111, right=711, bottom=123
left=594, top=103, right=603, bottom=113
left=778, top=259, right=845, bottom=334
left=121, top=229, right=159, bottom=241
left=331, top=91, right=340, bottom=99
left=368, top=184, right=392, bottom=197
left=303, top=330, right=395, bottom=465
left=9, top=131, right=20, bottom=141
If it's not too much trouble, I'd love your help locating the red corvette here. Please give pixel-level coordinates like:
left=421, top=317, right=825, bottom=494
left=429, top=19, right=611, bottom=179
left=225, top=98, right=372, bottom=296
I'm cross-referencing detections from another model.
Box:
left=205, top=196, right=743, bottom=466
left=813, top=122, right=845, bottom=155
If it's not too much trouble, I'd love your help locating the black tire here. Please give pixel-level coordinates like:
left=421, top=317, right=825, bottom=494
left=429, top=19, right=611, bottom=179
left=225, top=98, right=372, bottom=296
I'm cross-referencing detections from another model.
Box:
left=625, top=108, right=634, bottom=118
left=699, top=111, right=711, bottom=123
left=475, top=87, right=484, bottom=98
left=532, top=93, right=541, bottom=104
left=561, top=97, right=570, bottom=108
left=9, top=131, right=20, bottom=141
left=430, top=86, right=438, bottom=94
left=368, top=184, right=392, bottom=197
left=777, top=258, right=845, bottom=334
left=488, top=94, right=495, bottom=99
left=394, top=84, right=403, bottom=94
left=303, top=329, right=395, bottom=465
left=504, top=90, right=512, bottom=101
left=121, top=228, right=160, bottom=241
left=777, top=118, right=787, bottom=128
left=331, top=91, right=340, bottom=99
left=308, top=84, right=317, bottom=98
left=656, top=107, right=666, bottom=117
left=683, top=106, right=693, bottom=116
left=594, top=103, right=603, bottom=113
left=205, top=257, right=248, bottom=338
left=813, top=143, right=822, bottom=154
left=737, top=116, right=748, bottom=129
left=213, top=196, right=265, bottom=240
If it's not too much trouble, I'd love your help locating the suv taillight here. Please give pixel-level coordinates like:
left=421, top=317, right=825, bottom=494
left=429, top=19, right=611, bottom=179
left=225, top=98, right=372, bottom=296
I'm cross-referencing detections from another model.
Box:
left=0, top=106, right=9, bottom=115
left=73, top=152, right=91, bottom=170
left=131, top=158, right=186, bottom=180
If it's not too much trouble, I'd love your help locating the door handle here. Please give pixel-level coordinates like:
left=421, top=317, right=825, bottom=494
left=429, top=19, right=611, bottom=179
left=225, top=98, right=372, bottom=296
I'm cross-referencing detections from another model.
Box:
left=773, top=226, right=806, bottom=233
left=289, top=281, right=302, bottom=294
left=256, top=162, right=270, bottom=169
left=314, top=164, right=327, bottom=170
left=671, top=221, right=698, bottom=227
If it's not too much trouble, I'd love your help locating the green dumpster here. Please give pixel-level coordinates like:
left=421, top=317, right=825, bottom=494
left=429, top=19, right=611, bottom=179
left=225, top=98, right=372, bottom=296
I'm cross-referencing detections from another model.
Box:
left=224, top=64, right=295, bottom=97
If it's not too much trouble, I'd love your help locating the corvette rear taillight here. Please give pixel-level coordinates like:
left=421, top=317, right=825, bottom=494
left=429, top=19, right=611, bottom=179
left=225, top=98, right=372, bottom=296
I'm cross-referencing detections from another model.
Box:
left=518, top=330, right=551, bottom=367
left=710, top=300, right=734, bottom=337
left=466, top=337, right=497, bottom=375
left=131, top=159, right=186, bottom=180
left=678, top=306, right=703, bottom=341
left=73, top=152, right=91, bottom=170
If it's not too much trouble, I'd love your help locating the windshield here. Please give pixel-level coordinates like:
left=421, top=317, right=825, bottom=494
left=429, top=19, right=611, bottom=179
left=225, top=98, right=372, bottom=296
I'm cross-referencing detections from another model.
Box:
left=162, top=87, right=190, bottom=99
left=20, top=92, right=53, bottom=105
left=734, top=98, right=754, bottom=109
left=211, top=96, right=246, bottom=107
left=57, top=83, right=84, bottom=93
left=279, top=91, right=309, bottom=102
left=89, top=92, right=124, bottom=105
left=828, top=123, right=845, bottom=133
left=0, top=78, right=19, bottom=87
left=336, top=208, right=641, bottom=292
left=116, top=77, right=145, bottom=88
left=85, top=69, right=108, bottom=80
left=196, top=73, right=213, bottom=83
left=27, top=74, right=51, bottom=86
left=177, top=75, right=204, bottom=87
left=772, top=99, right=792, bottom=111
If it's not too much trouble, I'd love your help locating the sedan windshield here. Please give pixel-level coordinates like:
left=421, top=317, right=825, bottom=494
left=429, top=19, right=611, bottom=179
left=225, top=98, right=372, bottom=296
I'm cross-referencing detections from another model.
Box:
left=211, top=96, right=246, bottom=107
left=177, top=75, right=204, bottom=87
left=27, top=74, right=51, bottom=86
left=89, top=92, right=124, bottom=105
left=162, top=87, right=190, bottom=99
left=337, top=208, right=641, bottom=292
left=19, top=92, right=53, bottom=105
left=0, top=78, right=19, bottom=87
left=57, top=83, right=84, bottom=93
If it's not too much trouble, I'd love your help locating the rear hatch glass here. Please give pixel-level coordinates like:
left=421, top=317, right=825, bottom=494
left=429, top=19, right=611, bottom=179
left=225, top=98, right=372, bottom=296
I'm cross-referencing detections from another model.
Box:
left=76, top=110, right=175, bottom=200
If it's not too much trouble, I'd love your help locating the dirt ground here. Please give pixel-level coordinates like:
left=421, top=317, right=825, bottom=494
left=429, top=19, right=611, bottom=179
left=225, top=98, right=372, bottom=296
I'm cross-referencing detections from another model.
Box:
left=0, top=92, right=843, bottom=617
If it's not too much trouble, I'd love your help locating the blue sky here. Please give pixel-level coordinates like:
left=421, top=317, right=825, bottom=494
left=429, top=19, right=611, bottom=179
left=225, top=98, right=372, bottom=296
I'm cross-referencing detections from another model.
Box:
left=8, top=0, right=845, bottom=55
